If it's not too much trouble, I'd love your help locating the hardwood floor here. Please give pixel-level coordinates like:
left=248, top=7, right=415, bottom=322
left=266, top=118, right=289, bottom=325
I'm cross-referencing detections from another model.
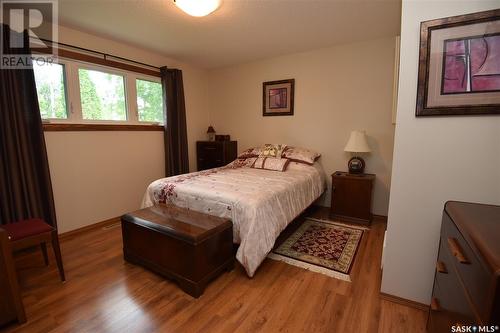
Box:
left=1, top=207, right=427, bottom=332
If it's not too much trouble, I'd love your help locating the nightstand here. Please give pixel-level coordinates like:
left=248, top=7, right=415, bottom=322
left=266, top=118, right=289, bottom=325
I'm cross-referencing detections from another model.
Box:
left=330, top=171, right=375, bottom=225
left=196, top=141, right=237, bottom=171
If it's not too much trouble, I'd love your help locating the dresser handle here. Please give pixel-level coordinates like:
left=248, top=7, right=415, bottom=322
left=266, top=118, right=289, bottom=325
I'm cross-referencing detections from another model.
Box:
left=205, top=147, right=217, bottom=150
left=430, top=297, right=441, bottom=311
left=436, top=261, right=448, bottom=274
left=447, top=237, right=469, bottom=264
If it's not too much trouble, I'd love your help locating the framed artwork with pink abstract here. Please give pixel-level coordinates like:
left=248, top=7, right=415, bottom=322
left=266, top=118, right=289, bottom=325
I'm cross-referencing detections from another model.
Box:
left=416, top=9, right=500, bottom=116
left=263, top=79, right=294, bottom=116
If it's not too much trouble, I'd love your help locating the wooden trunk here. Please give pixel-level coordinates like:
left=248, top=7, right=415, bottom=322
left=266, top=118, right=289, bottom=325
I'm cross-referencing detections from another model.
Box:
left=121, top=205, right=234, bottom=298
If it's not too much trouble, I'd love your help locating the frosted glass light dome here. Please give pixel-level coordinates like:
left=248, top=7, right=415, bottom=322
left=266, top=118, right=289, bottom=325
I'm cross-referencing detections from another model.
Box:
left=174, top=0, right=222, bottom=17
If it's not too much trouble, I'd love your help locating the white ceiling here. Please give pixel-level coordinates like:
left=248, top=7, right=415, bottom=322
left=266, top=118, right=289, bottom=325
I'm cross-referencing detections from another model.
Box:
left=58, top=0, right=401, bottom=69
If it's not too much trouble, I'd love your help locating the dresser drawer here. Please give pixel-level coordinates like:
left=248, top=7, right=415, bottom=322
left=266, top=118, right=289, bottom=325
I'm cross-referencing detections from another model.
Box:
left=197, top=143, right=223, bottom=159
left=442, top=212, right=491, bottom=321
left=429, top=277, right=475, bottom=333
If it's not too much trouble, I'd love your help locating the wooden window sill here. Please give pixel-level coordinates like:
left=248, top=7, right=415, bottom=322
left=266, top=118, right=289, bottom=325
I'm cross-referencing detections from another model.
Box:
left=43, top=123, right=164, bottom=132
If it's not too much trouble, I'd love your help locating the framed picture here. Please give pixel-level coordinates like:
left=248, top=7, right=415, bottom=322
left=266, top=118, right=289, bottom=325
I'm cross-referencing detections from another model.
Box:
left=416, top=9, right=500, bottom=116
left=263, top=79, right=294, bottom=116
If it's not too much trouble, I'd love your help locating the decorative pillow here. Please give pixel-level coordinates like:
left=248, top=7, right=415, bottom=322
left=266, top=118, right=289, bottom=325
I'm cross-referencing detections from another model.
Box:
left=259, top=144, right=287, bottom=159
left=282, top=146, right=321, bottom=165
left=238, top=147, right=262, bottom=159
left=228, top=157, right=257, bottom=168
left=250, top=157, right=290, bottom=172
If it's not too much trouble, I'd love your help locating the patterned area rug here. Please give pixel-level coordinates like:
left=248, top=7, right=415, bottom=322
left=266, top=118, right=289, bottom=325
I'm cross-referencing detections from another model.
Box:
left=268, top=218, right=364, bottom=281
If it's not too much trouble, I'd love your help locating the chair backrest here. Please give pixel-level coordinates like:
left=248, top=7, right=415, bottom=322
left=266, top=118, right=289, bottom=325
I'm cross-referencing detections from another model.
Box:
left=0, top=228, right=26, bottom=326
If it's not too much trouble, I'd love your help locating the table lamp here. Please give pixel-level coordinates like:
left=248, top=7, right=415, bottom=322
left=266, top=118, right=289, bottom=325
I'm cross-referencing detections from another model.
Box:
left=344, top=130, right=371, bottom=174
left=207, top=126, right=216, bottom=141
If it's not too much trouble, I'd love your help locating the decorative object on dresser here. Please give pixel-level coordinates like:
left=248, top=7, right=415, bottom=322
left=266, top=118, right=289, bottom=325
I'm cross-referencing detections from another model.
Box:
left=121, top=204, right=234, bottom=298
left=206, top=125, right=216, bottom=141
left=344, top=130, right=371, bottom=174
left=196, top=140, right=237, bottom=171
left=416, top=8, right=500, bottom=117
left=215, top=134, right=230, bottom=141
left=0, top=228, right=26, bottom=327
left=263, top=79, right=295, bottom=116
left=330, top=171, right=375, bottom=225
left=428, top=201, right=500, bottom=332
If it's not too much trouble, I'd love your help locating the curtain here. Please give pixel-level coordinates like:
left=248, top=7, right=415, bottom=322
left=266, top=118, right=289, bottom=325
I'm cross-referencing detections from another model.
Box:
left=0, top=25, right=58, bottom=227
left=161, top=67, right=189, bottom=176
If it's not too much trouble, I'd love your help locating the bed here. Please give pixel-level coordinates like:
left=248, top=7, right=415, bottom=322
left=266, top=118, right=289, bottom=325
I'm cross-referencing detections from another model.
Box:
left=142, top=158, right=326, bottom=277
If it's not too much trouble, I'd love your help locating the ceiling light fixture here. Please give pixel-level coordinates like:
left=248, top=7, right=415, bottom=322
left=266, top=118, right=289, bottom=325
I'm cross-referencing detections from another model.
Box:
left=173, top=0, right=222, bottom=17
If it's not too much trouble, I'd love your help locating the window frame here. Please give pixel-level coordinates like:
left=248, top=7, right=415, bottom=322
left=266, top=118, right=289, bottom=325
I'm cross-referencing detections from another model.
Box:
left=36, top=56, right=164, bottom=128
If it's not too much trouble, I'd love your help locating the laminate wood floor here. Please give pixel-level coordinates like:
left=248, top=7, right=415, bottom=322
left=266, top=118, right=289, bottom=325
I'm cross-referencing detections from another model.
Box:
left=2, top=207, right=427, bottom=333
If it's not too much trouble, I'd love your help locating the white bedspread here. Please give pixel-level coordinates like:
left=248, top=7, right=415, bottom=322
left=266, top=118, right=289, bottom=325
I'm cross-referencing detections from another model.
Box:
left=142, top=161, right=326, bottom=277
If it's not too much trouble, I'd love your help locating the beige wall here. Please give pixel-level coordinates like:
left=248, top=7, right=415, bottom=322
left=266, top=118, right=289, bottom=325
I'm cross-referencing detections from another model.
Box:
left=45, top=132, right=164, bottom=233
left=46, top=24, right=210, bottom=233
left=381, top=0, right=500, bottom=304
left=207, top=38, right=397, bottom=216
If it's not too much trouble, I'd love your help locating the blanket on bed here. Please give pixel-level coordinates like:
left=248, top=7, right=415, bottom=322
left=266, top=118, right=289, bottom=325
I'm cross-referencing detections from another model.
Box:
left=142, top=160, right=326, bottom=277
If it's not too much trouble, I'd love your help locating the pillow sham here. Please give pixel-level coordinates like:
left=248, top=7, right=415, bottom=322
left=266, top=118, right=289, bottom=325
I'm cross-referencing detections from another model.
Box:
left=250, top=157, right=290, bottom=172
left=259, top=144, right=287, bottom=159
left=238, top=147, right=262, bottom=159
left=282, top=146, right=321, bottom=165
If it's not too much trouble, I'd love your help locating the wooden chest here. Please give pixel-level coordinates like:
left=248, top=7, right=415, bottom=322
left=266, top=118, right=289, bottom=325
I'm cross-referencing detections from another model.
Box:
left=428, top=201, right=500, bottom=331
left=121, top=205, right=234, bottom=298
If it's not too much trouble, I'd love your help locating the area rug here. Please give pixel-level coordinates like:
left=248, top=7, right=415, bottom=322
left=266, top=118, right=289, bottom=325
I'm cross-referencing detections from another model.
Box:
left=268, top=218, right=364, bottom=282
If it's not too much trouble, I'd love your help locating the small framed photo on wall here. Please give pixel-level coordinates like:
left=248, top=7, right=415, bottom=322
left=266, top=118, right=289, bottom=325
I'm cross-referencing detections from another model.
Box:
left=416, top=9, right=500, bottom=116
left=263, top=79, right=294, bottom=116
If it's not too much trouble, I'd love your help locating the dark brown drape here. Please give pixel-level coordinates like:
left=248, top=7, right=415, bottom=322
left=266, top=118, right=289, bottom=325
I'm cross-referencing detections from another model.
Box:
left=0, top=25, right=58, bottom=227
left=161, top=67, right=189, bottom=177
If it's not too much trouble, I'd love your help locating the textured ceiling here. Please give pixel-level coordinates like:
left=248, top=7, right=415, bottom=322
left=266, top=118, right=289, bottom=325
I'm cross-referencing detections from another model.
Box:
left=58, top=0, right=401, bottom=69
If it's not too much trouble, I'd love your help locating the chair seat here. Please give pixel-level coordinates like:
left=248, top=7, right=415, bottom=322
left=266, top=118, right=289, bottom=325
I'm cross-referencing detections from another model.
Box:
left=2, top=219, right=54, bottom=241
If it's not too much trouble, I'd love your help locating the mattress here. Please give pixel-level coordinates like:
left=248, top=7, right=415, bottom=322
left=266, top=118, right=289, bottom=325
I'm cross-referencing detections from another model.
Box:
left=142, top=160, right=326, bottom=277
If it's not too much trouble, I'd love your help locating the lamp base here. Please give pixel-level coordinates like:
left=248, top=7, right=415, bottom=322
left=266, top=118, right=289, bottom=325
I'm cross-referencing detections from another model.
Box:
left=348, top=156, right=365, bottom=174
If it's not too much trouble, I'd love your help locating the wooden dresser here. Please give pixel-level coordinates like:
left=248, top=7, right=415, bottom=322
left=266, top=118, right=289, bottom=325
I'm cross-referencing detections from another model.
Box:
left=428, top=201, right=500, bottom=332
left=196, top=141, right=237, bottom=171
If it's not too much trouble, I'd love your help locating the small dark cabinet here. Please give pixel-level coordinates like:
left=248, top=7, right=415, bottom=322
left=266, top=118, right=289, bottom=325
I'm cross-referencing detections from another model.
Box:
left=0, top=229, right=26, bottom=327
left=428, top=201, right=500, bottom=332
left=330, top=171, right=375, bottom=225
left=196, top=141, right=237, bottom=171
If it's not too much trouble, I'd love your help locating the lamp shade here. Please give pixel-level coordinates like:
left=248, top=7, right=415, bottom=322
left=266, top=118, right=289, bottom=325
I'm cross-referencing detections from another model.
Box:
left=344, top=130, right=371, bottom=153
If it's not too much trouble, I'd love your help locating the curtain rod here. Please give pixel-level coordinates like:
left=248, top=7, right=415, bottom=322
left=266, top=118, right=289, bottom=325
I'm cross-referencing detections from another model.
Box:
left=37, top=37, right=161, bottom=71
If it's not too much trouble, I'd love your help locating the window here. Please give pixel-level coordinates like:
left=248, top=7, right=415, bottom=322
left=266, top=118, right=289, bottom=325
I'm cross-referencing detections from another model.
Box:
left=79, top=68, right=127, bottom=121
left=32, top=57, right=164, bottom=126
left=136, top=79, right=163, bottom=123
left=33, top=62, right=68, bottom=119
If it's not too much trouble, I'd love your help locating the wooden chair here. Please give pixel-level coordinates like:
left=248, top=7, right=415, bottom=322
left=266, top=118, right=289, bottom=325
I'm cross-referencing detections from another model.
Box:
left=1, top=219, right=65, bottom=282
left=0, top=228, right=26, bottom=326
